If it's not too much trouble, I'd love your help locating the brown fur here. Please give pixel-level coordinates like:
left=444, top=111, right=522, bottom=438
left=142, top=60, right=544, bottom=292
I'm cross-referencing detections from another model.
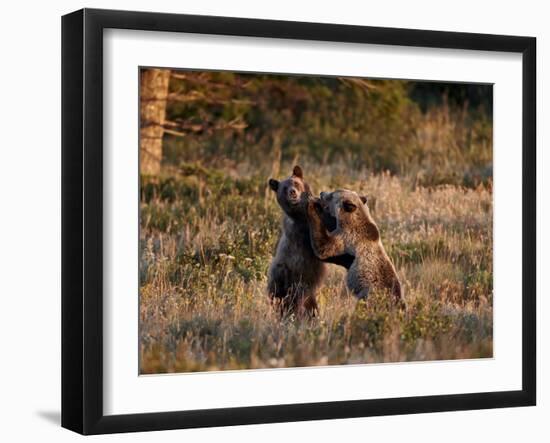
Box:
left=267, top=167, right=353, bottom=317
left=306, top=189, right=403, bottom=303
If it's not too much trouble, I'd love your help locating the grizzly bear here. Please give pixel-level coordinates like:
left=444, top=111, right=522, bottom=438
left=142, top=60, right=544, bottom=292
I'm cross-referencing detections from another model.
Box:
left=267, top=166, right=354, bottom=316
left=305, top=189, right=402, bottom=303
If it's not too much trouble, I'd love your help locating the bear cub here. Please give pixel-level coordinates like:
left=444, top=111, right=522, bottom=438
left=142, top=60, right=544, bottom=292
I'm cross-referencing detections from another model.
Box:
left=267, top=166, right=353, bottom=316
left=306, top=189, right=403, bottom=304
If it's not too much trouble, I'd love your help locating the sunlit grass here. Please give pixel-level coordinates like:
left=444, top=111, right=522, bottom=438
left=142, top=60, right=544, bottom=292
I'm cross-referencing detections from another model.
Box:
left=139, top=162, right=493, bottom=373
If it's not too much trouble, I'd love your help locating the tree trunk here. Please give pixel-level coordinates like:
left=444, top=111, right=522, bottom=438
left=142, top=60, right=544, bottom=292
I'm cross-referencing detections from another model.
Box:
left=140, top=68, right=171, bottom=175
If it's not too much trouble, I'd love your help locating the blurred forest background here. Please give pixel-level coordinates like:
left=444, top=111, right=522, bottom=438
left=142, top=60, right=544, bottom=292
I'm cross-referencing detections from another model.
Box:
left=139, top=69, right=493, bottom=373
left=140, top=69, right=492, bottom=187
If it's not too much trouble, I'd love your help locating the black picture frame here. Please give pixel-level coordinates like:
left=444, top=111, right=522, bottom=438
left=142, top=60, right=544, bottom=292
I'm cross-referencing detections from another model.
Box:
left=62, top=8, right=536, bottom=435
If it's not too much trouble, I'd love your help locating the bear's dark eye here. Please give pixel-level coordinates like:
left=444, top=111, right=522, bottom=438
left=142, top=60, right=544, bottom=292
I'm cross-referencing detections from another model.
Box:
left=343, top=200, right=357, bottom=212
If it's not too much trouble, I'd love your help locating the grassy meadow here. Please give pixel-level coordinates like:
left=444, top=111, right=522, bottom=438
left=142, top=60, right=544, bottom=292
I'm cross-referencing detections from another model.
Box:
left=139, top=164, right=492, bottom=373
left=139, top=72, right=493, bottom=373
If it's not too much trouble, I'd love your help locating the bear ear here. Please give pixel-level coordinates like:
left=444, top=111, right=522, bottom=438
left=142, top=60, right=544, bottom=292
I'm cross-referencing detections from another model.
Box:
left=343, top=200, right=357, bottom=213
left=268, top=179, right=280, bottom=192
left=292, top=165, right=303, bottom=179
left=360, top=195, right=368, bottom=205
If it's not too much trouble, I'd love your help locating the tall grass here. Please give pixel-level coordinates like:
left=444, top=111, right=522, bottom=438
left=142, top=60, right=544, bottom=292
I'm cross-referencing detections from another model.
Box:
left=140, top=161, right=492, bottom=373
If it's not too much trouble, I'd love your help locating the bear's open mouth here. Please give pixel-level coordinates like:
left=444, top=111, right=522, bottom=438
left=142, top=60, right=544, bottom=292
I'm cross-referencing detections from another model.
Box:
left=321, top=212, right=338, bottom=233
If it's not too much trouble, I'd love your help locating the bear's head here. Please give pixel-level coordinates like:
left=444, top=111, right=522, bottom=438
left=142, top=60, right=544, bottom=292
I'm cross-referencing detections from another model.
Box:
left=319, top=189, right=378, bottom=240
left=269, top=165, right=311, bottom=218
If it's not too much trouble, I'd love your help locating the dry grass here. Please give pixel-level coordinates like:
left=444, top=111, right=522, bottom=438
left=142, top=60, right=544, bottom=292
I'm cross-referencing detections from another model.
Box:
left=139, top=164, right=493, bottom=373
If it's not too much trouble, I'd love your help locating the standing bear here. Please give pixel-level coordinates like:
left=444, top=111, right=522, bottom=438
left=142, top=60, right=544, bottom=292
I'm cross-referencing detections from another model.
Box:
left=268, top=166, right=354, bottom=316
left=305, top=189, right=403, bottom=303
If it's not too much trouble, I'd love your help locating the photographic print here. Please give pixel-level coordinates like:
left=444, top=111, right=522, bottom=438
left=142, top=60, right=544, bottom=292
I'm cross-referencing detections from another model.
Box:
left=62, top=10, right=536, bottom=433
left=139, top=68, right=493, bottom=374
